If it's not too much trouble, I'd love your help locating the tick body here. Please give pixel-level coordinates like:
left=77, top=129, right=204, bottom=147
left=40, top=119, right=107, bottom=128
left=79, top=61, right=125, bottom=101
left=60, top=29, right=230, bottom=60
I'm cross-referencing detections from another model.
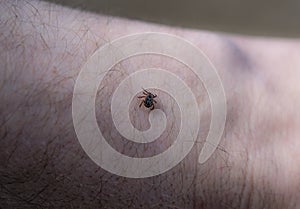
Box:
left=138, top=88, right=157, bottom=110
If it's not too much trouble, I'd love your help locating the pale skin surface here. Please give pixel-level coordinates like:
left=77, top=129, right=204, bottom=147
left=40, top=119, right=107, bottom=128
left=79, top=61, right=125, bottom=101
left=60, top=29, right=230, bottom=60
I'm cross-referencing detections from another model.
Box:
left=1, top=0, right=300, bottom=208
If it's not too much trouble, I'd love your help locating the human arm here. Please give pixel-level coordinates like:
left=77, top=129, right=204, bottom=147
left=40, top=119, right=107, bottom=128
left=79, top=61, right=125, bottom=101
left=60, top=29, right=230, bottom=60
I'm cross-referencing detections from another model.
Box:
left=1, top=1, right=300, bottom=208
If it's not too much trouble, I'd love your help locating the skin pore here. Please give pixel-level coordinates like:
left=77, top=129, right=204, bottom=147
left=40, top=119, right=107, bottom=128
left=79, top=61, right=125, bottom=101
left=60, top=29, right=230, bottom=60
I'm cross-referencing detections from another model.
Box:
left=1, top=0, right=300, bottom=208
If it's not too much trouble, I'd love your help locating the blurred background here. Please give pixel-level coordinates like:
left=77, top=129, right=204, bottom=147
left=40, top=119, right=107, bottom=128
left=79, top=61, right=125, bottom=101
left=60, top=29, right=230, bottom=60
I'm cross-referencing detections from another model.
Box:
left=46, top=0, right=300, bottom=38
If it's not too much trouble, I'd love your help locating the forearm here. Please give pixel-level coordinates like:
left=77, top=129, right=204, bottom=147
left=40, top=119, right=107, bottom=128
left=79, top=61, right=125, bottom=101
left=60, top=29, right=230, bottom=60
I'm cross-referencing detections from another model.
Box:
left=1, top=1, right=300, bottom=209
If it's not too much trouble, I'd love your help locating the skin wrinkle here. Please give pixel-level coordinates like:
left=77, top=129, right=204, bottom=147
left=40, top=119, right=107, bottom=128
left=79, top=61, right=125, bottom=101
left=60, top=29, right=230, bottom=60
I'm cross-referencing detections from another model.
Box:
left=1, top=0, right=300, bottom=209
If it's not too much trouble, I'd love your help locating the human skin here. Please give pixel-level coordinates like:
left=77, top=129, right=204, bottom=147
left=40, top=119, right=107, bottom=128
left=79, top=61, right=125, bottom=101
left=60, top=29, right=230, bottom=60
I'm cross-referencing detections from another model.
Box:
left=1, top=0, right=300, bottom=208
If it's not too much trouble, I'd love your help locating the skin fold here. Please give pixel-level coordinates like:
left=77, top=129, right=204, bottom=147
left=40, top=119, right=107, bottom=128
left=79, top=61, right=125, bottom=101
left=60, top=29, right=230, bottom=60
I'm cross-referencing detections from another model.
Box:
left=1, top=0, right=300, bottom=208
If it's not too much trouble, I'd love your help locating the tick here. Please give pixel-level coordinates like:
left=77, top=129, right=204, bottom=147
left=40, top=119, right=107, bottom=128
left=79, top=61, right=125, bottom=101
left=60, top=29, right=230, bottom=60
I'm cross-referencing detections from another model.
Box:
left=138, top=88, right=157, bottom=110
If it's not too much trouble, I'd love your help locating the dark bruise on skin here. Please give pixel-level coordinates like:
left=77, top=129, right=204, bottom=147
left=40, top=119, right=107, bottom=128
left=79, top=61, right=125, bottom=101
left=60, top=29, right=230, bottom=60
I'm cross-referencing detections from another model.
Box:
left=1, top=1, right=300, bottom=209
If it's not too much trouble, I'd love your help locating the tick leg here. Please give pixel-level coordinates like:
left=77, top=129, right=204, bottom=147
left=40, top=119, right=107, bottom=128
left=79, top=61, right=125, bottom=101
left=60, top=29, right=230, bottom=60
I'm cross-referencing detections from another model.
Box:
left=142, top=88, right=150, bottom=94
left=150, top=104, right=155, bottom=110
left=138, top=95, right=146, bottom=98
left=139, top=100, right=144, bottom=107
left=143, top=91, right=148, bottom=95
left=153, top=99, right=157, bottom=103
left=153, top=94, right=157, bottom=98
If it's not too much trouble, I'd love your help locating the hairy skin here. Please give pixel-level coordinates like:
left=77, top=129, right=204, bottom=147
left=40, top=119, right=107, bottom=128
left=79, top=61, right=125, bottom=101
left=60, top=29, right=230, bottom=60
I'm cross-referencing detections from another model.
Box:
left=1, top=0, right=300, bottom=208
